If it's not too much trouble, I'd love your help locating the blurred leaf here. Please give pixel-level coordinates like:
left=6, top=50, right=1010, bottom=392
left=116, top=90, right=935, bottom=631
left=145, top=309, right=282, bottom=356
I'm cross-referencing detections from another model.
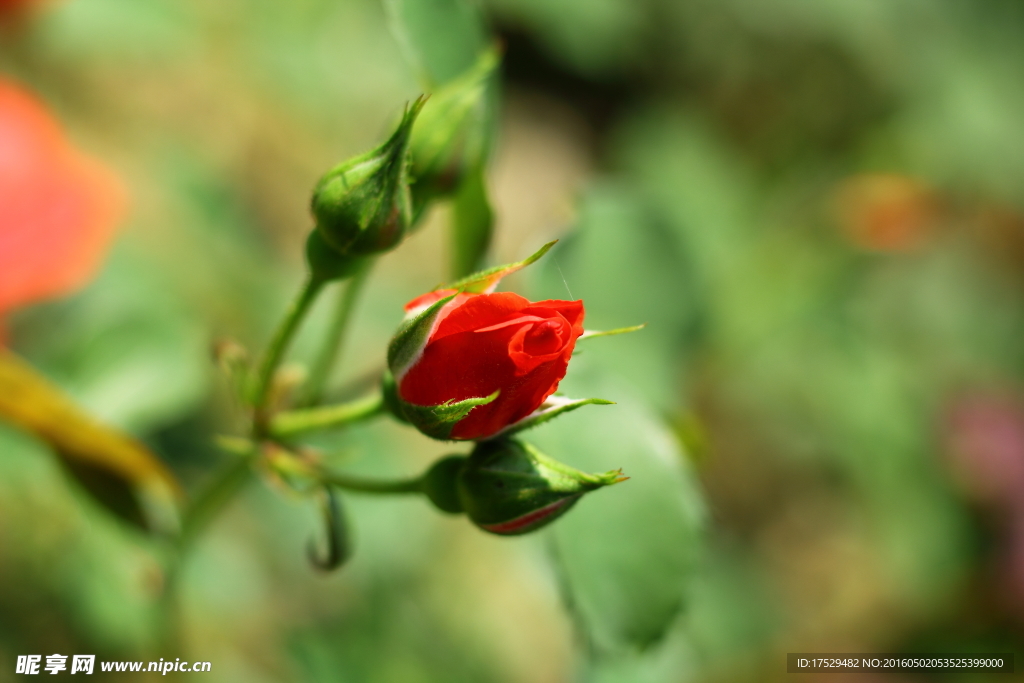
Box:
left=384, top=0, right=489, bottom=87
left=16, top=248, right=208, bottom=434
left=485, top=0, right=647, bottom=76
left=36, top=0, right=197, bottom=63
left=0, top=350, right=181, bottom=532
left=450, top=165, right=494, bottom=278
left=532, top=185, right=700, bottom=411
left=530, top=360, right=704, bottom=653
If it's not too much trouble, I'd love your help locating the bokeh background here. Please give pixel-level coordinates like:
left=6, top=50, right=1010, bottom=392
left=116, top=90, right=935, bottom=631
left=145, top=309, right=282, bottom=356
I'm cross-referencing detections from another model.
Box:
left=3, top=0, right=1024, bottom=681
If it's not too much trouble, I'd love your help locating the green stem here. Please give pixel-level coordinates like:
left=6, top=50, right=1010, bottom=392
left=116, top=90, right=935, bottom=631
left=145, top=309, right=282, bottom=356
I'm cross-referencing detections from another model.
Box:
left=320, top=469, right=423, bottom=495
left=178, top=450, right=257, bottom=551
left=301, top=260, right=374, bottom=406
left=271, top=392, right=385, bottom=438
left=252, top=276, right=325, bottom=428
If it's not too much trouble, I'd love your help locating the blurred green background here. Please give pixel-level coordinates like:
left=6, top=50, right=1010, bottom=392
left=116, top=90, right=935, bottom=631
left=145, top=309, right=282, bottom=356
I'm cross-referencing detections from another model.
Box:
left=3, top=0, right=1024, bottom=680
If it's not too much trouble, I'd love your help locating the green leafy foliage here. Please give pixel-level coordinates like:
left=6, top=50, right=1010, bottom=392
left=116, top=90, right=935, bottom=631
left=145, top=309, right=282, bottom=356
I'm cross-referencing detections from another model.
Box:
left=6, top=0, right=1024, bottom=679
left=530, top=362, right=705, bottom=653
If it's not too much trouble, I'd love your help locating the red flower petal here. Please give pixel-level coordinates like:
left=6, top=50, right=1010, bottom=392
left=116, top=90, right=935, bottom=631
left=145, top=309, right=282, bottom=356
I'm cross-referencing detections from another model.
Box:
left=404, top=288, right=459, bottom=313
left=398, top=291, right=584, bottom=439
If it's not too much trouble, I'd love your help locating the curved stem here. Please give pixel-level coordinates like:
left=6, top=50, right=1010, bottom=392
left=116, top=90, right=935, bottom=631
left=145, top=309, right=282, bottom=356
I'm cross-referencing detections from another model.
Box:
left=271, top=391, right=385, bottom=438
left=252, top=276, right=325, bottom=429
left=321, top=469, right=423, bottom=495
left=301, top=259, right=374, bottom=406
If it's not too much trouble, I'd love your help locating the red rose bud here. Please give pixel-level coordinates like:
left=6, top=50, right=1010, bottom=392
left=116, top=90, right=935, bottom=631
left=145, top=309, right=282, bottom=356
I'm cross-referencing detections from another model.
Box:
left=384, top=243, right=596, bottom=441
left=410, top=47, right=499, bottom=210
left=310, top=97, right=425, bottom=258
left=457, top=439, right=625, bottom=536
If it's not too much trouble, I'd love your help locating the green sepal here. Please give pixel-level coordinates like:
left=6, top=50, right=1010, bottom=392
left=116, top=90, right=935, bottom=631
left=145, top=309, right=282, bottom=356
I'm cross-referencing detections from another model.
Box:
left=386, top=293, right=457, bottom=379
left=491, top=396, right=615, bottom=438
left=420, top=455, right=467, bottom=513
left=578, top=324, right=646, bottom=341
left=458, top=439, right=625, bottom=536
left=305, top=230, right=368, bottom=283
left=396, top=390, right=499, bottom=440
left=443, top=240, right=557, bottom=294
left=312, top=97, right=426, bottom=257
left=410, top=46, right=500, bottom=210
left=381, top=370, right=408, bottom=424
left=382, top=369, right=498, bottom=440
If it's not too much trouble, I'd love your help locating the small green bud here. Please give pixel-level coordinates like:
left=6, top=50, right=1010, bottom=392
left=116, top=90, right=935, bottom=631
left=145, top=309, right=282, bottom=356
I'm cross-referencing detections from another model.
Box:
left=311, top=97, right=425, bottom=257
left=410, top=47, right=499, bottom=210
left=457, top=439, right=625, bottom=536
left=421, top=455, right=467, bottom=514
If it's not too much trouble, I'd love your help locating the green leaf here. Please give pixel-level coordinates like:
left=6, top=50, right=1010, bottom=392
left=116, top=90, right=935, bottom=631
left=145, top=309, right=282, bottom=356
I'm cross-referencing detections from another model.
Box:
left=444, top=240, right=557, bottom=294
left=493, top=396, right=614, bottom=437
left=386, top=293, right=456, bottom=379
left=384, top=0, right=489, bottom=87
left=450, top=165, right=494, bottom=279
left=397, top=391, right=499, bottom=441
left=530, top=187, right=699, bottom=412
left=528, top=361, right=705, bottom=653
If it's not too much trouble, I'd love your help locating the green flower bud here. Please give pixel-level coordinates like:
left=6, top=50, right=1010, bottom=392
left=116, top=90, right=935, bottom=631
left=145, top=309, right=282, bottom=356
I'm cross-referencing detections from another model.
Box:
left=410, top=47, right=499, bottom=210
left=311, top=97, right=425, bottom=257
left=457, top=439, right=625, bottom=536
left=420, top=455, right=466, bottom=514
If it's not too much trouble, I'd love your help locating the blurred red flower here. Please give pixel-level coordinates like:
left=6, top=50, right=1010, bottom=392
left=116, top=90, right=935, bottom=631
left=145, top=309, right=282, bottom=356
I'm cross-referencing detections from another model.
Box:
left=0, top=78, right=125, bottom=320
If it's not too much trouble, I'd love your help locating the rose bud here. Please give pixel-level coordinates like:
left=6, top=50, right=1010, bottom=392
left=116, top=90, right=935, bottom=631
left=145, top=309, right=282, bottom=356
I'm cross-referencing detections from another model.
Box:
left=310, top=97, right=425, bottom=258
left=383, top=242, right=614, bottom=440
left=457, top=439, right=626, bottom=536
left=410, top=47, right=499, bottom=211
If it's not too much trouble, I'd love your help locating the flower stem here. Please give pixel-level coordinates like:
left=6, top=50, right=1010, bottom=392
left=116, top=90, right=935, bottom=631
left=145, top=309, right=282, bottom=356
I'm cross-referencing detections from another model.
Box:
left=252, top=276, right=325, bottom=429
left=301, top=260, right=374, bottom=406
left=270, top=391, right=385, bottom=438
left=320, top=469, right=423, bottom=495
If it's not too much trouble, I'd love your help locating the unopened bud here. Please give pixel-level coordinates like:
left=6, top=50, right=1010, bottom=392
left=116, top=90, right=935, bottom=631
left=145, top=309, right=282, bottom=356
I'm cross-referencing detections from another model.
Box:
left=311, top=97, right=425, bottom=257
left=457, top=439, right=625, bottom=536
left=410, top=48, right=499, bottom=210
